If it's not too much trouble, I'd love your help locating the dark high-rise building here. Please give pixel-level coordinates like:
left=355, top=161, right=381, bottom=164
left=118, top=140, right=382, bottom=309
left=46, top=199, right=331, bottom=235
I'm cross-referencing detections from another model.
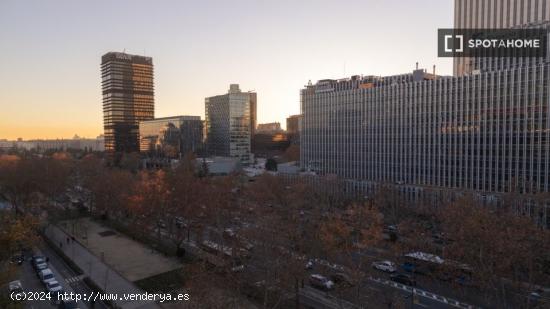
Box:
left=101, top=52, right=154, bottom=154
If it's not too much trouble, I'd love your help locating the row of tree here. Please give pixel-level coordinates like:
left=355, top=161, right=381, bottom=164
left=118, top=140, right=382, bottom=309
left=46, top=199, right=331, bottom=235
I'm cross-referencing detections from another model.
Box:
left=1, top=151, right=549, bottom=308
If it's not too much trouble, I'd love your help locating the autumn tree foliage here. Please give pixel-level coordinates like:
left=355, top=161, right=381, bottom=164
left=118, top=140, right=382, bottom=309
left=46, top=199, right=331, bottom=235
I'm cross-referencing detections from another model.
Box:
left=437, top=194, right=550, bottom=308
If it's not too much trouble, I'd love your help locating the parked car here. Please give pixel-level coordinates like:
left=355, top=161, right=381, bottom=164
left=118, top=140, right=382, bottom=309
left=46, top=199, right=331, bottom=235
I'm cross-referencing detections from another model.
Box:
left=32, top=255, right=47, bottom=269
left=390, top=273, right=416, bottom=286
left=58, top=299, right=80, bottom=309
left=330, top=272, right=354, bottom=287
left=400, top=262, right=419, bottom=273
left=9, top=280, right=24, bottom=299
left=35, top=262, right=48, bottom=273
left=39, top=269, right=57, bottom=286
left=309, top=274, right=334, bottom=291
left=372, top=260, right=397, bottom=273
left=46, top=280, right=63, bottom=293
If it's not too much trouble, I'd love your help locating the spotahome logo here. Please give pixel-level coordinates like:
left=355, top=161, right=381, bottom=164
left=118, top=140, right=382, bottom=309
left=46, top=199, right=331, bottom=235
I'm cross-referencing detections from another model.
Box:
left=438, top=28, right=547, bottom=58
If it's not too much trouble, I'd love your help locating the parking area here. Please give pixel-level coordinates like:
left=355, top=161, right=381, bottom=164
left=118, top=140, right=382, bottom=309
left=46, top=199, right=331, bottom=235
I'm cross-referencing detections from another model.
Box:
left=14, top=249, right=87, bottom=309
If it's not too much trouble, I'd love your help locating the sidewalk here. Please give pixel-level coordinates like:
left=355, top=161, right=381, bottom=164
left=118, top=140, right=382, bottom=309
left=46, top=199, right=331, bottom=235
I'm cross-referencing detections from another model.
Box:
left=44, top=224, right=160, bottom=309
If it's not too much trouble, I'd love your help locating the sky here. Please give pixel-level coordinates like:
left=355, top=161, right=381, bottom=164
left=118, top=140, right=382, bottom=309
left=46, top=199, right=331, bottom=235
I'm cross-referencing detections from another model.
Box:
left=0, top=0, right=453, bottom=140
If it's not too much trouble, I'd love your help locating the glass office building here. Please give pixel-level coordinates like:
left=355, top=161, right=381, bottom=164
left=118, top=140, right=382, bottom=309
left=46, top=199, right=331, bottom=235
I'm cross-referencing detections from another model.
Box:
left=101, top=52, right=154, bottom=153
left=205, top=84, right=256, bottom=164
left=139, top=116, right=203, bottom=158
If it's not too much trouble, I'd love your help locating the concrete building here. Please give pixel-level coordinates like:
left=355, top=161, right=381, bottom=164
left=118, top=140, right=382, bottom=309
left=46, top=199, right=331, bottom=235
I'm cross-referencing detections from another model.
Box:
left=101, top=52, right=154, bottom=154
left=454, top=0, right=550, bottom=76
left=139, top=116, right=203, bottom=158
left=1, top=136, right=105, bottom=152
left=301, top=63, right=550, bottom=198
left=257, top=122, right=282, bottom=133
left=205, top=84, right=256, bottom=164
left=286, top=114, right=302, bottom=144
left=286, top=115, right=301, bottom=135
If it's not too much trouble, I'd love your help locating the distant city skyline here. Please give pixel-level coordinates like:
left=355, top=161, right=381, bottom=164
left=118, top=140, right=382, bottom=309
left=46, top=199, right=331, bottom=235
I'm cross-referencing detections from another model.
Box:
left=0, top=0, right=453, bottom=140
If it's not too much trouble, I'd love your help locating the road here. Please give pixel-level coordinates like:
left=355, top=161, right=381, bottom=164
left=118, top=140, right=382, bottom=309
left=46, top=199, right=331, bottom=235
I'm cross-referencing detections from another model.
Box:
left=17, top=245, right=90, bottom=309
left=39, top=241, right=109, bottom=309
left=151, top=223, right=472, bottom=308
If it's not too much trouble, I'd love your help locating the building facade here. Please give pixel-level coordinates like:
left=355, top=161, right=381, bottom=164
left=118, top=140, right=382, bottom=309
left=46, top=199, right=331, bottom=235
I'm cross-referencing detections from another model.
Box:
left=205, top=84, right=255, bottom=164
left=454, top=0, right=550, bottom=76
left=101, top=52, right=154, bottom=154
left=139, top=116, right=203, bottom=158
left=257, top=122, right=282, bottom=133
left=286, top=114, right=302, bottom=144
left=301, top=63, right=550, bottom=196
left=1, top=136, right=105, bottom=152
left=286, top=115, right=302, bottom=135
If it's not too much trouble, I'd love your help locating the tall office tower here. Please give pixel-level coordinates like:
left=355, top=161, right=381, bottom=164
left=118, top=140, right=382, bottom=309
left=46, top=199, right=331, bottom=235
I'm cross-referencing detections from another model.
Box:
left=205, top=84, right=255, bottom=164
left=453, top=0, right=550, bottom=76
left=139, top=116, right=204, bottom=158
left=101, top=52, right=154, bottom=154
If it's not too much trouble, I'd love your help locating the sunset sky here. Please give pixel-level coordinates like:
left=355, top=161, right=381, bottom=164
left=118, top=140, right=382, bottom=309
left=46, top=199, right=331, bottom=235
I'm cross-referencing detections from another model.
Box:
left=0, top=0, right=453, bottom=140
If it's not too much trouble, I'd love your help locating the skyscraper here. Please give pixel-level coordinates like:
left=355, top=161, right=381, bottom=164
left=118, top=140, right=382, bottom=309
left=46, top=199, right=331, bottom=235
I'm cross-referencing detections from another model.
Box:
left=453, top=0, right=550, bottom=76
left=101, top=52, right=154, bottom=154
left=205, top=84, right=255, bottom=164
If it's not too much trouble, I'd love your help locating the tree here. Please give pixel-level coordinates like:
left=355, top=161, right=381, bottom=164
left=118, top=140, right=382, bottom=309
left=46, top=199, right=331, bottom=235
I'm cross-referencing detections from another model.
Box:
left=320, top=202, right=384, bottom=307
left=437, top=193, right=550, bottom=308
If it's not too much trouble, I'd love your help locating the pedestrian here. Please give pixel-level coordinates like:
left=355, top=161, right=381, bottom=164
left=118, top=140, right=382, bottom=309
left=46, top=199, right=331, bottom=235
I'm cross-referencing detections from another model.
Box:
left=66, top=237, right=70, bottom=244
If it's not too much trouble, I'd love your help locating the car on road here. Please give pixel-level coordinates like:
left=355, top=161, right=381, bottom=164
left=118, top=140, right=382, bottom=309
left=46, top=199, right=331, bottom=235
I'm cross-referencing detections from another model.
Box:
left=400, top=262, right=419, bottom=273
left=390, top=273, right=416, bottom=286
left=231, top=264, right=245, bottom=272
left=175, top=217, right=186, bottom=229
left=39, top=268, right=57, bottom=286
left=372, top=260, right=396, bottom=273
left=157, top=219, right=166, bottom=229
left=9, top=280, right=24, bottom=299
left=309, top=274, right=335, bottom=291
left=330, top=272, right=354, bottom=287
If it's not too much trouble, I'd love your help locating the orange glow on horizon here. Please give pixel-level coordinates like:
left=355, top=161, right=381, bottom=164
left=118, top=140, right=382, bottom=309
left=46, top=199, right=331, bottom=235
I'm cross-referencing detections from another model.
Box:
left=0, top=124, right=102, bottom=141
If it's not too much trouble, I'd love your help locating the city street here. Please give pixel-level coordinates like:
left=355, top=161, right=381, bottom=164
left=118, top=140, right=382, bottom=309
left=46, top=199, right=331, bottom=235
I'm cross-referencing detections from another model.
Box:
left=17, top=246, right=89, bottom=309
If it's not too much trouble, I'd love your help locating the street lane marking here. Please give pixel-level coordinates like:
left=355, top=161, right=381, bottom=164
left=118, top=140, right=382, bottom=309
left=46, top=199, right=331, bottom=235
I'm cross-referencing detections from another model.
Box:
left=368, top=276, right=477, bottom=308
left=66, top=274, right=86, bottom=284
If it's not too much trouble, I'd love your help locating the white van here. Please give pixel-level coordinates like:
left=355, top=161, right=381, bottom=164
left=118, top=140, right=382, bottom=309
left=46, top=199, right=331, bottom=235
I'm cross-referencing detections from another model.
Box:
left=39, top=269, right=56, bottom=286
